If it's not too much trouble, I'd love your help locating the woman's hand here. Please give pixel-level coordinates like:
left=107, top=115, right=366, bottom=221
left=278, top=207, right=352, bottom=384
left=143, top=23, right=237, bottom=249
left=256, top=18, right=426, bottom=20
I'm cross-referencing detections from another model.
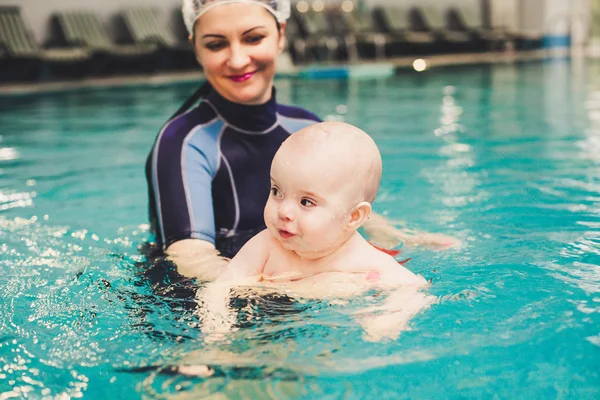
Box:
left=166, top=239, right=229, bottom=281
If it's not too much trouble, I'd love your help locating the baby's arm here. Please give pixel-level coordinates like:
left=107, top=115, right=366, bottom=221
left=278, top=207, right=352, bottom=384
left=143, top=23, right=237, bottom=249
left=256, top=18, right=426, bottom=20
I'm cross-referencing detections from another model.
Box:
left=354, top=250, right=431, bottom=341
left=217, top=229, right=271, bottom=284
left=196, top=230, right=271, bottom=337
left=358, top=285, right=435, bottom=342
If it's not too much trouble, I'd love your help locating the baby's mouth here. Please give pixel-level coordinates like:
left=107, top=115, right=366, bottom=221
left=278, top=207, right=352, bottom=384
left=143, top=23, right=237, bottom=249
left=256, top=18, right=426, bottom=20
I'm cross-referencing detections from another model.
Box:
left=278, top=229, right=295, bottom=239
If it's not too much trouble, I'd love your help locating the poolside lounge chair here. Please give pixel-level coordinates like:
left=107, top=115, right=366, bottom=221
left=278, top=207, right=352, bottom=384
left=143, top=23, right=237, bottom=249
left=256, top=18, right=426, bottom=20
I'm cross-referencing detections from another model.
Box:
left=410, top=7, right=473, bottom=53
left=326, top=5, right=397, bottom=60
left=372, top=5, right=437, bottom=56
left=0, top=6, right=90, bottom=82
left=171, top=7, right=190, bottom=42
left=51, top=11, right=157, bottom=75
left=292, top=7, right=347, bottom=62
left=284, top=16, right=310, bottom=64
left=117, top=7, right=196, bottom=71
left=0, top=6, right=39, bottom=82
left=446, top=7, right=513, bottom=51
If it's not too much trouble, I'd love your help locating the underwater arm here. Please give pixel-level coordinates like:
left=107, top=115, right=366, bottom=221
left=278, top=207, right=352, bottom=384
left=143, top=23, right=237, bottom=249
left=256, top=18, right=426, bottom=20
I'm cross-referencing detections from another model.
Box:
left=355, top=255, right=432, bottom=341
left=363, top=211, right=461, bottom=249
left=357, top=284, right=435, bottom=342
left=195, top=231, right=271, bottom=337
left=196, top=279, right=238, bottom=340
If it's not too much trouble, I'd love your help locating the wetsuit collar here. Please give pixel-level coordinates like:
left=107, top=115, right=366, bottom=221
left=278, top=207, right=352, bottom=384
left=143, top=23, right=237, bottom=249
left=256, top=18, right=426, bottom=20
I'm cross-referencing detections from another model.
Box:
left=205, top=87, right=278, bottom=133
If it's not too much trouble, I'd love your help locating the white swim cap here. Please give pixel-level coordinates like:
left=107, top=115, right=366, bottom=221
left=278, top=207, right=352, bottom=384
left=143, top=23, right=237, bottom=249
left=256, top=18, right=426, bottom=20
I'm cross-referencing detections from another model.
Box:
left=182, top=0, right=291, bottom=35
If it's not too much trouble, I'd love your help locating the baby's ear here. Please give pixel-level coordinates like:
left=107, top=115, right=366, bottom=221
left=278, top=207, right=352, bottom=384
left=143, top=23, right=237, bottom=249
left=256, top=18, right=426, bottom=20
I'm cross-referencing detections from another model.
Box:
left=348, top=202, right=372, bottom=230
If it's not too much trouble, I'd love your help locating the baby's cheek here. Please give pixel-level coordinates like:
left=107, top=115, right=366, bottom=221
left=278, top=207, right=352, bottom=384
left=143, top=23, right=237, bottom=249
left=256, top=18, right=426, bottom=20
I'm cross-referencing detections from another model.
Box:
left=263, top=203, right=276, bottom=224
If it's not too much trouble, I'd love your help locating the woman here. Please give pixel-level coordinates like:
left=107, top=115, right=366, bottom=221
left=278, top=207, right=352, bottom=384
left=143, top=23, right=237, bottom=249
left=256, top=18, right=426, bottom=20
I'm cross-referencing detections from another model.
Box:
left=146, top=0, right=320, bottom=279
left=146, top=0, right=457, bottom=280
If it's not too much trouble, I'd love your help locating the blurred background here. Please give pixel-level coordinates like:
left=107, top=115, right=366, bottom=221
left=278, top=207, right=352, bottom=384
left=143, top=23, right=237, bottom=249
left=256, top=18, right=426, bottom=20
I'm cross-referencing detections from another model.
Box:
left=0, top=0, right=599, bottom=83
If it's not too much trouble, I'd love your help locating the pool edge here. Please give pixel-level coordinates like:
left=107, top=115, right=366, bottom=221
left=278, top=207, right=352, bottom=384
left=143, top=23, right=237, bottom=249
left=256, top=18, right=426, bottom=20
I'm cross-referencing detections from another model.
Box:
left=0, top=48, right=576, bottom=97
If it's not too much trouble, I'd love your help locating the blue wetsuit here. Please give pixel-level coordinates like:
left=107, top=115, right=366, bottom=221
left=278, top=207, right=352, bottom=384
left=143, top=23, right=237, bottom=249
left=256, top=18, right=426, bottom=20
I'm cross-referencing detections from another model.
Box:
left=145, top=88, right=320, bottom=257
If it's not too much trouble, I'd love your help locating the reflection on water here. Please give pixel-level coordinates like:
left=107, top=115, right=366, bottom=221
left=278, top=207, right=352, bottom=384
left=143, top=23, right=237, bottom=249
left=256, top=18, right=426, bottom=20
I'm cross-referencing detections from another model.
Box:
left=0, top=190, right=34, bottom=211
left=1, top=61, right=600, bottom=398
left=0, top=147, right=19, bottom=161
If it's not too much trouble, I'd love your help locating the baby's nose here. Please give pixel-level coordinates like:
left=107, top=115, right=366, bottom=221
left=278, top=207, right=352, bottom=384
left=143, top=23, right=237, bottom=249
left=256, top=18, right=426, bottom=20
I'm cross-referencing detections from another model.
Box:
left=278, top=203, right=295, bottom=221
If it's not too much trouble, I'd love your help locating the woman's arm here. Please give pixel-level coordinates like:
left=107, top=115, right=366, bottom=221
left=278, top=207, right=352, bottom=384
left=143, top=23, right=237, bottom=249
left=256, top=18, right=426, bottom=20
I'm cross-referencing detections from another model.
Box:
left=171, top=230, right=269, bottom=283
left=148, top=115, right=225, bottom=280
left=363, top=211, right=461, bottom=249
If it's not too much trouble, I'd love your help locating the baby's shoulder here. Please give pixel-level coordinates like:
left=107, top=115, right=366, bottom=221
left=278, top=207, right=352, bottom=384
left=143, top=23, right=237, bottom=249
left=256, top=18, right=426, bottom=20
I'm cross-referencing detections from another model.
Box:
left=364, top=246, right=401, bottom=270
left=338, top=240, right=393, bottom=271
left=355, top=244, right=425, bottom=286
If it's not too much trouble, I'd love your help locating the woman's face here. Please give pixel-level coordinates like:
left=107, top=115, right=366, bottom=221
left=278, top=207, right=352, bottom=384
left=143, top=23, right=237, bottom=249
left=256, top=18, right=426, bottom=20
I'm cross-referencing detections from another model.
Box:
left=191, top=3, right=285, bottom=105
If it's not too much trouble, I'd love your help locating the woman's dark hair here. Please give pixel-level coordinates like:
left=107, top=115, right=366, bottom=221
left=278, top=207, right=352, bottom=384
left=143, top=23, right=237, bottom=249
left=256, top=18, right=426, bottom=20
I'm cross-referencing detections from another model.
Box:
left=169, top=81, right=212, bottom=120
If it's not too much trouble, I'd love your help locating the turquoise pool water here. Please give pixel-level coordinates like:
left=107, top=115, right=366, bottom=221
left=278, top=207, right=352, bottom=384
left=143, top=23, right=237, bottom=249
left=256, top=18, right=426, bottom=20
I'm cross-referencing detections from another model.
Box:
left=1, top=59, right=600, bottom=399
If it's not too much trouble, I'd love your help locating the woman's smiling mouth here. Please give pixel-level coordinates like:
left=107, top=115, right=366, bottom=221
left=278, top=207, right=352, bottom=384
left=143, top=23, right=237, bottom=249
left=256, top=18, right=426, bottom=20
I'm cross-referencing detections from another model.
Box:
left=229, top=71, right=256, bottom=82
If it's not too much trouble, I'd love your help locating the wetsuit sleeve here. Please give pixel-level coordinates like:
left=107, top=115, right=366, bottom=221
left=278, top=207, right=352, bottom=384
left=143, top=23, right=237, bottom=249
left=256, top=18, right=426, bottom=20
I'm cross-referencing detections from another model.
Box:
left=151, top=120, right=223, bottom=248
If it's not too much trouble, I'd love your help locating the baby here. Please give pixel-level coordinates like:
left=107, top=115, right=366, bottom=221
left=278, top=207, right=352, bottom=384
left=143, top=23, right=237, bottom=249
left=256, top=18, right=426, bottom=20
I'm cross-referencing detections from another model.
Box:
left=216, top=120, right=426, bottom=288
left=196, top=122, right=431, bottom=344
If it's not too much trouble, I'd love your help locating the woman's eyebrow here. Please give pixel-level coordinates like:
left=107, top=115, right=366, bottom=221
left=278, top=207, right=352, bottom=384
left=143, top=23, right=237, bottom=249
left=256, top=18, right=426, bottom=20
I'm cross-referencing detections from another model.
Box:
left=201, top=26, right=266, bottom=39
left=201, top=33, right=226, bottom=39
left=242, top=26, right=266, bottom=35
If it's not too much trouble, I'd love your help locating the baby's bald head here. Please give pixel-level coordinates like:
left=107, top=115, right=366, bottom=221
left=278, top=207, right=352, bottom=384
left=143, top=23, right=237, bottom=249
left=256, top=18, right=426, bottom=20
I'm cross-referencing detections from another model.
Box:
left=275, top=121, right=382, bottom=204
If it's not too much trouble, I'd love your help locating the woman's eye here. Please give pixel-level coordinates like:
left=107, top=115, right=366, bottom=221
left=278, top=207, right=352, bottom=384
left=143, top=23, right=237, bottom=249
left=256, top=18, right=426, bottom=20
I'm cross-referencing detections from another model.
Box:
left=205, top=41, right=226, bottom=51
left=245, top=35, right=265, bottom=44
left=271, top=187, right=281, bottom=197
left=300, top=198, right=315, bottom=207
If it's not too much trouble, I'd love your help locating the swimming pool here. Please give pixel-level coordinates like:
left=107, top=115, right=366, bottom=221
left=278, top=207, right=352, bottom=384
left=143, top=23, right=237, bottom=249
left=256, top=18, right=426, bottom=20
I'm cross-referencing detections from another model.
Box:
left=1, top=59, right=599, bottom=399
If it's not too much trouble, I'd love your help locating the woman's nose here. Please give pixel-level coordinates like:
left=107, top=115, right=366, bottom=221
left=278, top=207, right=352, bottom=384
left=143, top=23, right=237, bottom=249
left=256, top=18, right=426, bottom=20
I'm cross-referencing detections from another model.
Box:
left=226, top=43, right=250, bottom=70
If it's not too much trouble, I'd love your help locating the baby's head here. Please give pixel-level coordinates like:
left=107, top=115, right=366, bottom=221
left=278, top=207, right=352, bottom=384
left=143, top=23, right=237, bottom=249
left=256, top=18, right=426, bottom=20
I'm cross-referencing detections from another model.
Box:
left=264, top=121, right=382, bottom=258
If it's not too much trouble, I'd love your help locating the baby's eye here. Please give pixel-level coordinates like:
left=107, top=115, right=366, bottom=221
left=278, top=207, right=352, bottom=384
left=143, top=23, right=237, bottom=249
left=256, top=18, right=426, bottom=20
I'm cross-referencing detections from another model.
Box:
left=300, top=198, right=316, bottom=207
left=245, top=35, right=265, bottom=44
left=270, top=187, right=282, bottom=198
